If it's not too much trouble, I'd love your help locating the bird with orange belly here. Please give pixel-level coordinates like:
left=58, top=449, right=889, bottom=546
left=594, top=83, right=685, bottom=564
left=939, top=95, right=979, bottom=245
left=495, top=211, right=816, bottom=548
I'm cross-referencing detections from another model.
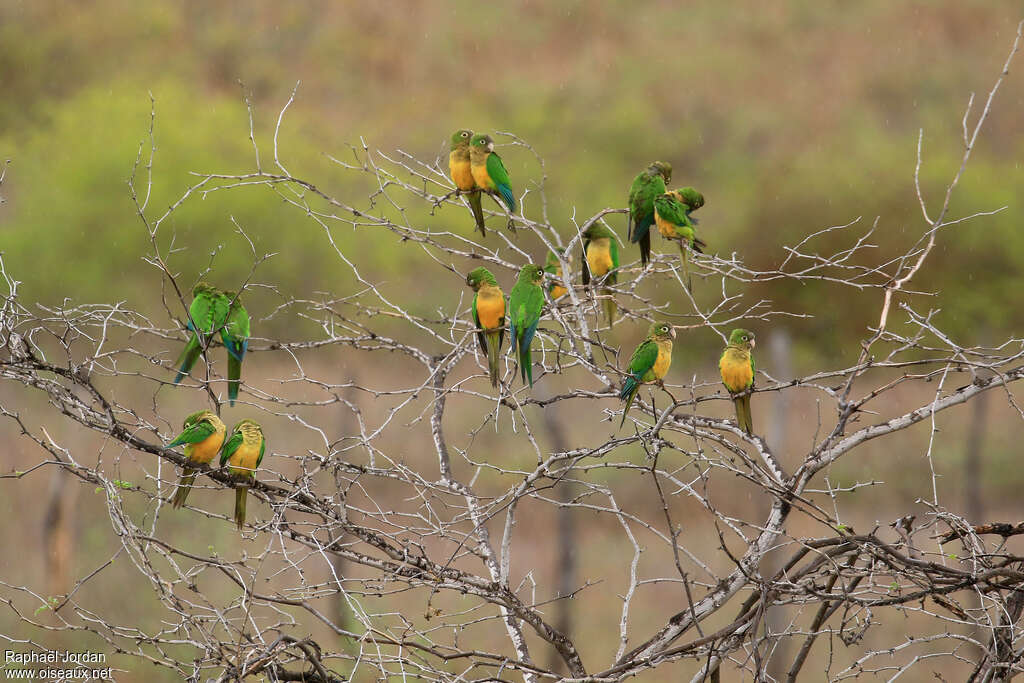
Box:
left=448, top=129, right=487, bottom=236
left=220, top=418, right=266, bottom=530
left=719, top=328, right=756, bottom=434
left=466, top=267, right=506, bottom=388
left=166, top=410, right=226, bottom=509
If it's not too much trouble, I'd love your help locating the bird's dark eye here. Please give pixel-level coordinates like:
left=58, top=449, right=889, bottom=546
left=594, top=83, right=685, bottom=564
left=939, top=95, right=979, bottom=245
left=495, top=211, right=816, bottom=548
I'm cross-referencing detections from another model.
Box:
left=462, top=132, right=469, bottom=137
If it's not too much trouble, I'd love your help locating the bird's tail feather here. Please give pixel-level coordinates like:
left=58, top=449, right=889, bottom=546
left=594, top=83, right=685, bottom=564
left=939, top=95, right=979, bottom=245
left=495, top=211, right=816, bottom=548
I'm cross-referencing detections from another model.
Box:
left=734, top=395, right=753, bottom=435
left=602, top=287, right=617, bottom=327
left=486, top=330, right=500, bottom=387
left=619, top=384, right=638, bottom=429
left=234, top=486, right=248, bottom=530
left=520, top=344, right=533, bottom=387
left=171, top=468, right=197, bottom=509
left=639, top=231, right=650, bottom=267
left=174, top=336, right=201, bottom=384
left=469, top=191, right=487, bottom=237
left=228, top=354, right=241, bottom=406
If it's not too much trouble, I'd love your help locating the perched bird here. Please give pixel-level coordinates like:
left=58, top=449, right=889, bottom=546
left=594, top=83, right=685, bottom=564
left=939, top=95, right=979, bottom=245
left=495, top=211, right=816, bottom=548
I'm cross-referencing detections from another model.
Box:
left=581, top=223, right=620, bottom=326
left=220, top=419, right=266, bottom=530
left=619, top=321, right=676, bottom=429
left=628, top=161, right=672, bottom=268
left=544, top=249, right=569, bottom=301
left=508, top=264, right=544, bottom=387
left=470, top=133, right=516, bottom=228
left=466, top=267, right=506, bottom=388
left=166, top=410, right=226, bottom=509
left=220, top=291, right=250, bottom=407
left=719, top=328, right=756, bottom=434
left=174, top=282, right=230, bottom=385
left=654, top=188, right=706, bottom=282
left=448, top=129, right=487, bottom=237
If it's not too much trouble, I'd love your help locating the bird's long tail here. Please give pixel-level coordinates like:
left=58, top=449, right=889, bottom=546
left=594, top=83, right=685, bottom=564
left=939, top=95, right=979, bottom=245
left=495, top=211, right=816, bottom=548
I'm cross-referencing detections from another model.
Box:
left=468, top=191, right=487, bottom=237
left=602, top=287, right=617, bottom=328
left=171, top=468, right=197, bottom=509
left=733, top=394, right=753, bottom=435
left=639, top=230, right=651, bottom=268
left=174, top=335, right=201, bottom=384
left=234, top=485, right=248, bottom=530
left=519, top=339, right=533, bottom=388
left=486, top=330, right=501, bottom=388
left=619, top=376, right=640, bottom=429
left=677, top=241, right=691, bottom=288
left=228, top=354, right=241, bottom=406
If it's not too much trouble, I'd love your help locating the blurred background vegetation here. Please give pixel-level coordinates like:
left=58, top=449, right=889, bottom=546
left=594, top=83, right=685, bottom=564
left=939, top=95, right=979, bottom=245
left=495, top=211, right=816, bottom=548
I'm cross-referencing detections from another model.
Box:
left=2, top=2, right=1023, bottom=680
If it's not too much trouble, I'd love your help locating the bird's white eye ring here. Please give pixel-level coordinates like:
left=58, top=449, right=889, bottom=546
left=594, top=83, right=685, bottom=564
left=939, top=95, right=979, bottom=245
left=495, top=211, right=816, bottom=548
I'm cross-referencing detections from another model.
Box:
left=462, top=132, right=469, bottom=137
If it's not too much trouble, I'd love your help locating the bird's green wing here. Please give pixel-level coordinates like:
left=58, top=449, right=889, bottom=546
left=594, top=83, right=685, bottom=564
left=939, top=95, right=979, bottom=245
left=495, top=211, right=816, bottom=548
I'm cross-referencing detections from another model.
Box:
left=219, top=429, right=243, bottom=467
left=256, top=437, right=266, bottom=469
left=471, top=293, right=487, bottom=355
left=188, top=292, right=217, bottom=334
left=524, top=283, right=544, bottom=328
left=581, top=236, right=592, bottom=285
left=486, top=152, right=516, bottom=212
left=610, top=236, right=620, bottom=272
left=654, top=194, right=693, bottom=227
left=628, top=339, right=659, bottom=379
left=167, top=419, right=216, bottom=448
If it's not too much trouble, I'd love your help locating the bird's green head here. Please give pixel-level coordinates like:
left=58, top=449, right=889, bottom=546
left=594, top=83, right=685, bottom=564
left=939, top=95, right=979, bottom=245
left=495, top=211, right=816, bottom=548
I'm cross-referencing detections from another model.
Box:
left=450, top=129, right=473, bottom=150
left=649, top=161, right=672, bottom=183
left=182, top=409, right=215, bottom=428
left=470, top=133, right=495, bottom=152
left=676, top=187, right=705, bottom=211
left=465, top=267, right=497, bottom=290
left=544, top=249, right=566, bottom=268
left=223, top=290, right=243, bottom=310
left=233, top=418, right=263, bottom=435
left=192, top=282, right=218, bottom=298
left=583, top=223, right=616, bottom=240
left=728, top=328, right=756, bottom=350
left=518, top=264, right=543, bottom=285
left=649, top=320, right=676, bottom=341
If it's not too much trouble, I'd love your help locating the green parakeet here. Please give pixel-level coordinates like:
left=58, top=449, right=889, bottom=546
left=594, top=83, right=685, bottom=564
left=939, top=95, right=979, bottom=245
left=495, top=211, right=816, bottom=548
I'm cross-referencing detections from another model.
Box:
left=544, top=248, right=569, bottom=301
left=628, top=161, right=672, bottom=268
left=508, top=264, right=544, bottom=387
left=449, top=129, right=487, bottom=237
left=653, top=188, right=706, bottom=282
left=619, top=321, right=676, bottom=428
left=719, top=328, right=756, bottom=435
left=581, top=223, right=620, bottom=327
left=466, top=267, right=506, bottom=387
left=219, top=418, right=266, bottom=530
left=220, top=291, right=250, bottom=407
left=167, top=410, right=227, bottom=509
left=174, top=282, right=230, bottom=385
left=470, top=133, right=516, bottom=230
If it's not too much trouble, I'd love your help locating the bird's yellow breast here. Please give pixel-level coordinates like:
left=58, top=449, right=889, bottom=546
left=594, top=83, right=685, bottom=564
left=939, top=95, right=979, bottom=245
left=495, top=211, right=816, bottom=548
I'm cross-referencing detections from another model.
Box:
left=449, top=152, right=475, bottom=191
left=655, top=211, right=679, bottom=239
left=476, top=285, right=506, bottom=330
left=185, top=426, right=225, bottom=466
left=586, top=238, right=614, bottom=277
left=651, top=339, right=673, bottom=380
left=720, top=349, right=753, bottom=392
left=471, top=159, right=496, bottom=190
left=228, top=441, right=261, bottom=477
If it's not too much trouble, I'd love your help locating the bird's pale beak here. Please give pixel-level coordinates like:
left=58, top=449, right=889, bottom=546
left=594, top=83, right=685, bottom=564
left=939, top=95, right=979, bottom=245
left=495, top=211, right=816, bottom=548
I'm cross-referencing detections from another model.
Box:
left=750, top=338, right=756, bottom=348
left=670, top=327, right=677, bottom=339
left=487, top=141, right=495, bottom=152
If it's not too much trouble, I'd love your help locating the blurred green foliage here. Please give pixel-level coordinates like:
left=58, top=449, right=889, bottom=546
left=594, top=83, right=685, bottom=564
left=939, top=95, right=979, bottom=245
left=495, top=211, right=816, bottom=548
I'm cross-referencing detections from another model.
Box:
left=1, top=1, right=1021, bottom=364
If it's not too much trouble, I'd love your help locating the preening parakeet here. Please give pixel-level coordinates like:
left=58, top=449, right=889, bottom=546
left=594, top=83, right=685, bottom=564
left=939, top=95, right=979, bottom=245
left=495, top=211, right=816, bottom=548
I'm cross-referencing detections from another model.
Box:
left=581, top=223, right=619, bottom=327
left=719, top=328, right=756, bottom=435
left=220, top=291, right=250, bottom=407
left=174, top=282, right=230, bottom=384
left=508, top=264, right=544, bottom=387
left=619, top=321, right=675, bottom=429
left=470, top=134, right=516, bottom=228
left=219, top=418, right=266, bottom=530
left=544, top=249, right=569, bottom=301
left=166, top=410, right=226, bottom=509
left=448, top=129, right=487, bottom=237
left=628, top=161, right=672, bottom=268
left=653, top=188, right=706, bottom=281
left=466, top=267, right=506, bottom=388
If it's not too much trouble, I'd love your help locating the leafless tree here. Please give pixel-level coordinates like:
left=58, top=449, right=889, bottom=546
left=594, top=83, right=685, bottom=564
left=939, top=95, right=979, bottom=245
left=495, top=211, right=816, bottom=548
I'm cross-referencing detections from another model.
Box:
left=2, top=23, right=1024, bottom=683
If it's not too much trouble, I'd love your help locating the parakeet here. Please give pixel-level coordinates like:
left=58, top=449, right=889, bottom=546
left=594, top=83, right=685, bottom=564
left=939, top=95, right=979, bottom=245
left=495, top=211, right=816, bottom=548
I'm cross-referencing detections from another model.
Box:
left=508, top=264, right=544, bottom=387
left=470, top=133, right=516, bottom=228
left=581, top=223, right=620, bottom=326
left=719, top=328, right=756, bottom=435
left=619, top=321, right=676, bottom=428
left=174, top=282, right=230, bottom=385
left=220, top=291, right=250, bottom=407
left=167, top=410, right=227, bottom=509
left=466, top=267, right=506, bottom=388
left=544, top=249, right=569, bottom=301
left=448, top=129, right=487, bottom=237
left=653, top=188, right=707, bottom=282
left=628, top=161, right=672, bottom=268
left=219, top=418, right=266, bottom=530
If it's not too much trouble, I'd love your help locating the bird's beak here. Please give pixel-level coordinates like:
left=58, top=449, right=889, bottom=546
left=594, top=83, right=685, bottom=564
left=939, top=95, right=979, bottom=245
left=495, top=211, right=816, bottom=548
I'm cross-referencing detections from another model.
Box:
left=750, top=338, right=756, bottom=349
left=670, top=327, right=677, bottom=339
left=487, top=141, right=495, bottom=152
